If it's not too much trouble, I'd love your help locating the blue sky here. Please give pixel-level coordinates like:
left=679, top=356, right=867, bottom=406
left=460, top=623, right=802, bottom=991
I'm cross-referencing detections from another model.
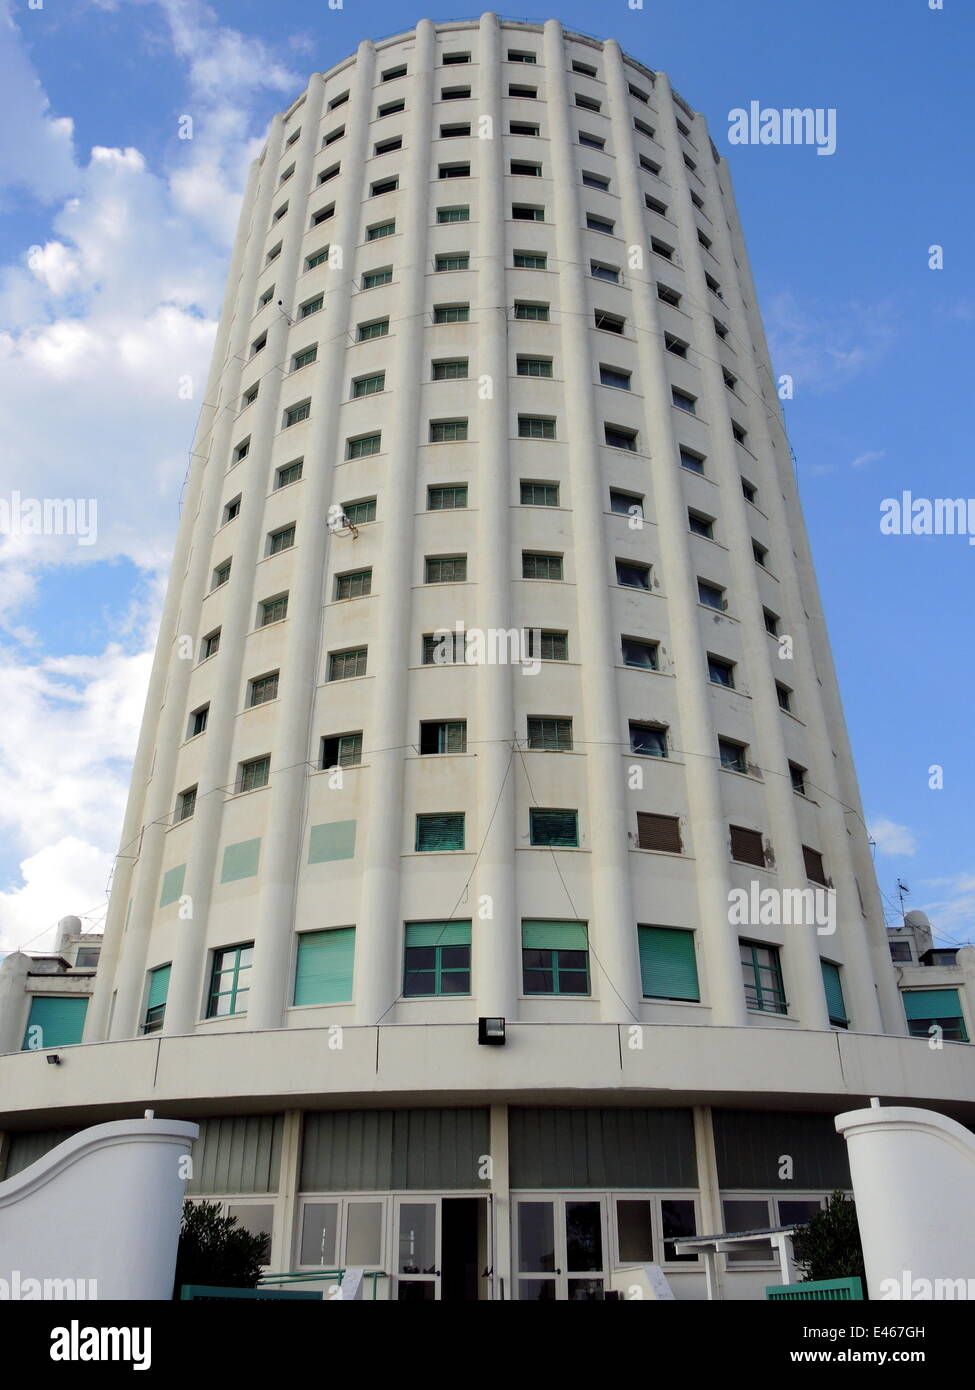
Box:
left=0, top=0, right=972, bottom=951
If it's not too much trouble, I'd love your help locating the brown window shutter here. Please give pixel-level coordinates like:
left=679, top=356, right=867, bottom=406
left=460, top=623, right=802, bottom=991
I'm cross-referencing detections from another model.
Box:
left=637, top=812, right=682, bottom=853
left=730, top=824, right=766, bottom=867
left=802, top=845, right=827, bottom=885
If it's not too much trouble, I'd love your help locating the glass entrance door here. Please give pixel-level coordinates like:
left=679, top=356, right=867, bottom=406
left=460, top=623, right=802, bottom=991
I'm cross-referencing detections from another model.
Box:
left=514, top=1198, right=608, bottom=1300
left=394, top=1199, right=440, bottom=1300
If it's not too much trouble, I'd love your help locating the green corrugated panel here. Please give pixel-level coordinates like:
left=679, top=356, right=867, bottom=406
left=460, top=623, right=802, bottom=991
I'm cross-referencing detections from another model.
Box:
left=294, top=928, right=355, bottom=1005
left=712, top=1110, right=851, bottom=1189
left=521, top=919, right=588, bottom=951
left=508, top=1107, right=697, bottom=1189
left=220, top=838, right=261, bottom=883
left=638, top=926, right=700, bottom=1001
left=146, top=964, right=171, bottom=1010
left=185, top=1115, right=284, bottom=1195
left=21, top=996, right=88, bottom=1050
left=308, top=820, right=356, bottom=864
left=820, top=960, right=847, bottom=1024
left=4, top=1128, right=80, bottom=1178
left=767, top=1278, right=863, bottom=1301
left=300, top=1109, right=490, bottom=1191
left=405, top=921, right=471, bottom=948
left=903, top=988, right=962, bottom=1019
left=159, top=863, right=186, bottom=907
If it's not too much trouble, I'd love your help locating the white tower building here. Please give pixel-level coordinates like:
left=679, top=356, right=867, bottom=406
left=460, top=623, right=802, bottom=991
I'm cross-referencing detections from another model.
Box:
left=2, top=16, right=971, bottom=1301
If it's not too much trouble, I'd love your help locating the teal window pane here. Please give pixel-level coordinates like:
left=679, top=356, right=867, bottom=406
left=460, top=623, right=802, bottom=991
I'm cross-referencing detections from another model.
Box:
left=638, top=926, right=700, bottom=1002
left=415, top=813, right=465, bottom=851
left=221, top=838, right=261, bottom=883
left=159, top=863, right=186, bottom=907
left=308, top=820, right=357, bottom=863
left=22, top=996, right=88, bottom=1050
left=294, top=928, right=355, bottom=1005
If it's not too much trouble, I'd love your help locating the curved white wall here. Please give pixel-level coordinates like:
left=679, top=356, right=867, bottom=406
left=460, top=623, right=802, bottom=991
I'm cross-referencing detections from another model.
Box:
left=82, top=13, right=900, bottom=1059
left=0, top=1117, right=198, bottom=1300
left=836, top=1104, right=975, bottom=1298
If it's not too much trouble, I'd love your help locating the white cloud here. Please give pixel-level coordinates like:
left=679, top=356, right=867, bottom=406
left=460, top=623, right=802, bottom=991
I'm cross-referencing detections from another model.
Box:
left=0, top=1, right=303, bottom=948
left=766, top=292, right=897, bottom=392
left=850, top=449, right=885, bottom=469
left=915, top=873, right=975, bottom=943
left=869, top=816, right=918, bottom=857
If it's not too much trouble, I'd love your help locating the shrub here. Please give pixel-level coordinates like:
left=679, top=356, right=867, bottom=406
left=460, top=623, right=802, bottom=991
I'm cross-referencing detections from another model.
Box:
left=791, top=1190, right=866, bottom=1286
left=173, top=1200, right=268, bottom=1298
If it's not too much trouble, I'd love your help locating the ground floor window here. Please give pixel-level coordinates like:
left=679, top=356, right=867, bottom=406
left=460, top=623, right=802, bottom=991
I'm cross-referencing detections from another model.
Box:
left=720, top=1193, right=829, bottom=1265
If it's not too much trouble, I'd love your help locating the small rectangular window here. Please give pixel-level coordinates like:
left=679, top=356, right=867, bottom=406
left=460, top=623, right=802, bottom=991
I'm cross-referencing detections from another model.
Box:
left=211, top=559, right=231, bottom=590
left=403, top=924, right=472, bottom=996
left=586, top=213, right=615, bottom=235
left=708, top=655, right=735, bottom=688
left=439, top=162, right=471, bottom=179
left=764, top=608, right=779, bottom=636
left=517, top=355, right=553, bottom=378
left=321, top=732, right=363, bottom=769
left=433, top=303, right=470, bottom=323
left=328, top=91, right=349, bottom=111
left=382, top=63, right=407, bottom=81
left=634, top=118, right=655, bottom=139
left=328, top=647, right=368, bottom=681
left=201, top=629, right=221, bottom=660
left=672, top=388, right=696, bottom=414
left=285, top=400, right=311, bottom=427
left=520, top=480, right=559, bottom=506
left=730, top=826, right=767, bottom=868
left=575, top=93, right=601, bottom=113
left=789, top=762, right=807, bottom=795
left=427, top=484, right=468, bottom=509
left=511, top=160, right=542, bottom=177
left=610, top=490, right=642, bottom=518
left=233, top=438, right=250, bottom=463
left=440, top=122, right=472, bottom=138
left=425, top=553, right=467, bottom=584
left=518, top=415, right=556, bottom=440
left=645, top=194, right=668, bottom=216
left=442, top=52, right=470, bottom=65
left=189, top=705, right=209, bottom=737
left=419, top=720, right=467, bottom=754
left=357, top=317, right=389, bottom=341
left=268, top=524, right=296, bottom=555
left=665, top=333, right=688, bottom=357
left=509, top=84, right=537, bottom=99
left=776, top=681, right=793, bottom=713
left=312, top=204, right=335, bottom=227
left=640, top=155, right=661, bottom=175
left=688, top=510, right=713, bottom=539
left=260, top=594, right=288, bottom=626
left=572, top=61, right=597, bottom=77
left=435, top=252, right=470, bottom=272
left=242, top=384, right=258, bottom=408
left=437, top=205, right=470, bottom=223
left=430, top=419, right=469, bottom=443
left=639, top=926, right=700, bottom=1003
left=522, top=921, right=590, bottom=995
left=352, top=371, right=386, bottom=398
left=324, top=125, right=345, bottom=145
left=740, top=941, right=786, bottom=1014
left=697, top=579, right=725, bottom=610
left=657, top=283, right=681, bottom=306
left=377, top=99, right=405, bottom=119
left=525, top=629, right=568, bottom=661
left=223, top=496, right=240, bottom=524
left=431, top=358, right=468, bottom=380
left=578, top=131, right=605, bottom=150
left=249, top=671, right=279, bottom=707
left=510, top=121, right=540, bottom=136
left=513, top=251, right=548, bottom=269
left=622, top=637, right=658, bottom=670
left=361, top=267, right=392, bottom=289
left=342, top=498, right=377, bottom=525
left=514, top=301, right=549, bottom=321
left=292, top=346, right=317, bottom=372
left=347, top=433, right=381, bottom=459
left=207, top=943, right=254, bottom=1017
left=742, top=478, right=758, bottom=504
left=680, top=447, right=704, bottom=474
left=616, top=559, right=650, bottom=590
left=175, top=786, right=197, bottom=823
left=803, top=846, right=828, bottom=886
left=299, top=294, right=324, bottom=318
left=335, top=568, right=372, bottom=600
left=604, top=424, right=637, bottom=451
left=530, top=808, right=579, bottom=847
left=753, top=541, right=768, bottom=568
left=583, top=172, right=610, bottom=191
left=637, top=812, right=681, bottom=851
left=374, top=136, right=402, bottom=156
left=416, top=812, right=465, bottom=852
left=594, top=310, right=624, bottom=334
left=507, top=49, right=537, bottom=63
left=590, top=261, right=619, bottom=283
left=279, top=163, right=295, bottom=185
left=719, top=739, right=748, bottom=773
left=366, top=220, right=395, bottom=240
left=441, top=86, right=472, bottom=100
left=305, top=247, right=329, bottom=271
left=370, top=176, right=399, bottom=197
left=319, top=162, right=340, bottom=185
left=630, top=722, right=667, bottom=757
left=522, top=551, right=563, bottom=581
left=512, top=203, right=544, bottom=221
left=238, top=757, right=270, bottom=793
left=276, top=460, right=303, bottom=490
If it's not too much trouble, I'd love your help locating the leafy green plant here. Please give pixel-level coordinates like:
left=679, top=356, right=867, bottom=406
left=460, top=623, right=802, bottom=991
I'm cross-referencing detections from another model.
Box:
left=173, top=1200, right=269, bottom=1297
left=791, top=1190, right=866, bottom=1286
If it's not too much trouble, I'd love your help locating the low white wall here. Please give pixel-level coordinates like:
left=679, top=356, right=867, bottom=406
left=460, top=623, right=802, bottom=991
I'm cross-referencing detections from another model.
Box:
left=836, top=1104, right=975, bottom=1299
left=0, top=1116, right=198, bottom=1300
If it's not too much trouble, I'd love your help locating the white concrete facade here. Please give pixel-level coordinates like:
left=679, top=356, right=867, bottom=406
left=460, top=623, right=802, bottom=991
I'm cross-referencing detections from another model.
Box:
left=3, top=15, right=973, bottom=1301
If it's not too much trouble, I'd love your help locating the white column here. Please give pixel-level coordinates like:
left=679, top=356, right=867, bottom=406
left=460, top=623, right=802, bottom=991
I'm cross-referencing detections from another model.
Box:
left=543, top=20, right=640, bottom=1022
left=474, top=11, right=518, bottom=1021
left=247, top=54, right=375, bottom=1030
left=354, top=20, right=438, bottom=1025
left=603, top=44, right=747, bottom=1026
left=652, top=79, right=830, bottom=1030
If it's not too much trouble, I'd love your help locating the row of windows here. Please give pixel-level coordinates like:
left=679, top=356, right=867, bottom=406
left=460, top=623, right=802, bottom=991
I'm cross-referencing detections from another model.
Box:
left=141, top=925, right=845, bottom=1029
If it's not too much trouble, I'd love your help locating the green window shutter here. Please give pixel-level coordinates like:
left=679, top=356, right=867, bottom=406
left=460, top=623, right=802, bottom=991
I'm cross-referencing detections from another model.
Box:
left=294, top=928, right=355, bottom=1005
left=820, top=960, right=847, bottom=1025
left=638, top=926, right=699, bottom=1002
left=405, top=921, right=472, bottom=948
left=416, top=813, right=464, bottom=851
left=221, top=838, right=261, bottom=883
left=22, top=996, right=88, bottom=1050
left=159, top=863, right=186, bottom=907
left=903, top=988, right=962, bottom=1020
left=146, top=964, right=171, bottom=1010
left=308, top=820, right=357, bottom=863
left=529, top=808, right=578, bottom=846
left=522, top=920, right=588, bottom=951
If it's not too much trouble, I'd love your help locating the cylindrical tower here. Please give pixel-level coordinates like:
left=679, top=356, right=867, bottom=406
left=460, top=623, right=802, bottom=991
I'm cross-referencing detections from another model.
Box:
left=10, top=16, right=966, bottom=1303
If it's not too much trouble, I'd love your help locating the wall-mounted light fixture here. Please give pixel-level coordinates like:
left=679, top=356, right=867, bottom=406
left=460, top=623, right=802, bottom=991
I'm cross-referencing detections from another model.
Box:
left=478, top=1017, right=506, bottom=1046
left=46, top=1054, right=61, bottom=1066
